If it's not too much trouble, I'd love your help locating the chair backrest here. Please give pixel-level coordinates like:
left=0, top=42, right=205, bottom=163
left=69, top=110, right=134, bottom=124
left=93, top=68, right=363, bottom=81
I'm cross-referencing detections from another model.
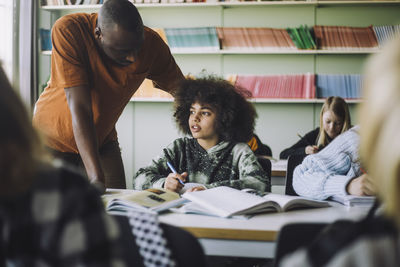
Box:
left=274, top=222, right=328, bottom=267
left=257, top=156, right=272, bottom=181
left=285, top=154, right=306, bottom=196
left=112, top=214, right=206, bottom=267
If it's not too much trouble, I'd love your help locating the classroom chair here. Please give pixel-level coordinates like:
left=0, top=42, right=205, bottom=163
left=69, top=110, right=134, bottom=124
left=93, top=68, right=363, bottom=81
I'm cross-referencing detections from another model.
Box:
left=257, top=156, right=272, bottom=181
left=285, top=154, right=306, bottom=196
left=273, top=222, right=328, bottom=267
left=112, top=214, right=207, bottom=267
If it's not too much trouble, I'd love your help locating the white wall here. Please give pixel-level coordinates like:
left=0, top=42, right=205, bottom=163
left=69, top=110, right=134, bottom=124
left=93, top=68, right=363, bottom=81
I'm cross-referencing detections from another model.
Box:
left=0, top=0, right=13, bottom=80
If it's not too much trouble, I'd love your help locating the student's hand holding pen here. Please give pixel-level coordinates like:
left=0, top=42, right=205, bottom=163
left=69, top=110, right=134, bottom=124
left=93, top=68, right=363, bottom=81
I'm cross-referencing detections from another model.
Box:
left=164, top=172, right=187, bottom=192
left=305, top=145, right=319, bottom=155
left=164, top=161, right=187, bottom=193
left=298, top=133, right=319, bottom=155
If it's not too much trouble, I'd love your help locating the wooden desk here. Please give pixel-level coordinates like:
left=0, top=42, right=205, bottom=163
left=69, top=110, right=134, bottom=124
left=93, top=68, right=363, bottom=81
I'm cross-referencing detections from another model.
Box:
left=271, top=159, right=287, bottom=193
left=159, top=205, right=369, bottom=258
left=271, top=159, right=287, bottom=177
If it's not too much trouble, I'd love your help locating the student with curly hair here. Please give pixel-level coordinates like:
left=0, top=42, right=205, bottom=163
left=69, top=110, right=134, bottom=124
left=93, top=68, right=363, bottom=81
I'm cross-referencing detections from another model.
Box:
left=280, top=96, right=351, bottom=159
left=134, top=76, right=270, bottom=194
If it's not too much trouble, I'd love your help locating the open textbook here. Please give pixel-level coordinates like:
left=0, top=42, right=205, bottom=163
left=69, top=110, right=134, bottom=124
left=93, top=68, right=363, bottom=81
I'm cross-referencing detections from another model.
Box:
left=102, top=188, right=188, bottom=214
left=173, top=186, right=330, bottom=218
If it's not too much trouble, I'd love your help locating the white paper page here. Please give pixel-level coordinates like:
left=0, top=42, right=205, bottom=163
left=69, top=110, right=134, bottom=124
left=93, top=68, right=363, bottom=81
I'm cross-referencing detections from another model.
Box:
left=182, top=186, right=266, bottom=217
left=179, top=183, right=206, bottom=194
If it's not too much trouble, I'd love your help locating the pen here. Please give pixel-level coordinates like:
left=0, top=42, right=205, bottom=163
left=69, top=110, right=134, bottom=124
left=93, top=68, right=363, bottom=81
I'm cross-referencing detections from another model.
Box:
left=167, top=161, right=185, bottom=185
left=297, top=132, right=319, bottom=149
left=297, top=133, right=312, bottom=146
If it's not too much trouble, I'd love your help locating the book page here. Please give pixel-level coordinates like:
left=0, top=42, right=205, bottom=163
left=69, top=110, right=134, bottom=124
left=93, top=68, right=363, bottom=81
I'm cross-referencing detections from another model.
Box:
left=182, top=186, right=274, bottom=217
left=263, top=193, right=329, bottom=211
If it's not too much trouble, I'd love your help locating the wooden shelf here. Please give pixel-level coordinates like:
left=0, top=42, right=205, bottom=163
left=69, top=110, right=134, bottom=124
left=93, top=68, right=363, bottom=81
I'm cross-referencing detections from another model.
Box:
left=129, top=97, right=362, bottom=103
left=249, top=98, right=362, bottom=103
left=41, top=1, right=400, bottom=10
left=42, top=49, right=379, bottom=56
left=41, top=2, right=312, bottom=10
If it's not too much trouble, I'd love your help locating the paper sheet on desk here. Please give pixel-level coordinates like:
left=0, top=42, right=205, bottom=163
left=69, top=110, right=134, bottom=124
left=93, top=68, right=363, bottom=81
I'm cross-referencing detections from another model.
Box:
left=179, top=183, right=206, bottom=194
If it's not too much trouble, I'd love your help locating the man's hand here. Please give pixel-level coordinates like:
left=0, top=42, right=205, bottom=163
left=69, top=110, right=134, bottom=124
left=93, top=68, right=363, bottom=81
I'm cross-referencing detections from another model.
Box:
left=346, top=174, right=375, bottom=196
left=305, top=145, right=319, bottom=155
left=164, top=172, right=188, bottom=193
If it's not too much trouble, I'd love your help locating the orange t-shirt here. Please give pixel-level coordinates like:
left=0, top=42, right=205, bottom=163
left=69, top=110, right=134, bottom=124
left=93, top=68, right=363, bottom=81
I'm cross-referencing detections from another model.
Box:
left=33, top=13, right=184, bottom=153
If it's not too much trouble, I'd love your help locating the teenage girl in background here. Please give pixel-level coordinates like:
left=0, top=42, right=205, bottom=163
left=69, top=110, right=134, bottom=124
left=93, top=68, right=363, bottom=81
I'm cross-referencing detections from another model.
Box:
left=279, top=96, right=351, bottom=159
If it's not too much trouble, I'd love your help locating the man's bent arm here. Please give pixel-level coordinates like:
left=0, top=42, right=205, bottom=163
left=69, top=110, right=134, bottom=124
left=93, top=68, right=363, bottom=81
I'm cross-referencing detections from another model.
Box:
left=65, top=85, right=105, bottom=187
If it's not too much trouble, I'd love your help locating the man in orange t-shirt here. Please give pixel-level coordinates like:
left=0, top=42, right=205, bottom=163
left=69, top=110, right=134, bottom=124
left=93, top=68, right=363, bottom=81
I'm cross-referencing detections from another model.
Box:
left=33, top=0, right=184, bottom=191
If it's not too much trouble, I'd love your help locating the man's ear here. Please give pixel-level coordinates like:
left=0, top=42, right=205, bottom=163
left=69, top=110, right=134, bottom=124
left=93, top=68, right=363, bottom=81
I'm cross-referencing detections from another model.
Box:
left=95, top=27, right=101, bottom=39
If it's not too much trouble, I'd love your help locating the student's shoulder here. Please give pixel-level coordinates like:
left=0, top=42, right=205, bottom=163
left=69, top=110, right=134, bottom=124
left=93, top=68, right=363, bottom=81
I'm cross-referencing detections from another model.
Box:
left=167, top=137, right=196, bottom=150
left=332, top=125, right=360, bottom=146
left=231, top=142, right=254, bottom=155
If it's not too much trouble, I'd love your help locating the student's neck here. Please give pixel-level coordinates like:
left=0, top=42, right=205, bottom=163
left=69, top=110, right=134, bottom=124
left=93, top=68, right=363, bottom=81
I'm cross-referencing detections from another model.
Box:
left=197, top=138, right=219, bottom=151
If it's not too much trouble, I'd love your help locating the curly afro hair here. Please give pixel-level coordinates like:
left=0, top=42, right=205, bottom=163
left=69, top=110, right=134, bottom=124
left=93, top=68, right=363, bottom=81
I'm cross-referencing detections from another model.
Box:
left=173, top=76, right=257, bottom=143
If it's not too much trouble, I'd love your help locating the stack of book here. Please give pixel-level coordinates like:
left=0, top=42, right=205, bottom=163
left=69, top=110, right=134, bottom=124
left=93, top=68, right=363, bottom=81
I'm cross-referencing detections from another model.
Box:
left=286, top=25, right=316, bottom=49
left=373, top=25, right=400, bottom=47
left=216, top=27, right=296, bottom=51
left=316, top=74, right=362, bottom=99
left=164, top=27, right=220, bottom=53
left=313, top=25, right=379, bottom=50
left=39, top=29, right=52, bottom=51
left=331, top=195, right=376, bottom=207
left=42, top=0, right=104, bottom=4
left=231, top=73, right=316, bottom=99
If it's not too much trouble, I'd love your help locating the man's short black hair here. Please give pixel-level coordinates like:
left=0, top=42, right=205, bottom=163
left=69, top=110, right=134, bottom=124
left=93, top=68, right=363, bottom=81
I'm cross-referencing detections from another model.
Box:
left=99, top=0, right=143, bottom=34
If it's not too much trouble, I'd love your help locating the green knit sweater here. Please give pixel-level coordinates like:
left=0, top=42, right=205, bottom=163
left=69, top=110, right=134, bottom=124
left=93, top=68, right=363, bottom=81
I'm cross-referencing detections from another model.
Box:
left=134, top=137, right=270, bottom=193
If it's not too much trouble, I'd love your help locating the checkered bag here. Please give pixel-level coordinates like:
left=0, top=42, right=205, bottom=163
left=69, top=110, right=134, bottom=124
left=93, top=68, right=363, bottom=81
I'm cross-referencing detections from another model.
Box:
left=127, top=211, right=177, bottom=267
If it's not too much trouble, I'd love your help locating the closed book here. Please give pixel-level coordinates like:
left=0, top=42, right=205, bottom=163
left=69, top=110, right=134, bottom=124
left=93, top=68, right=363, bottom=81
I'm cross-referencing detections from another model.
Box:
left=103, top=188, right=188, bottom=214
left=331, top=195, right=376, bottom=207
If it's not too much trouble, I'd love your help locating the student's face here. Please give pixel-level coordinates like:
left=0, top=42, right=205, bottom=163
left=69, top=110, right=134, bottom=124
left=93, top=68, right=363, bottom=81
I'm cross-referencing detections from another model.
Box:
left=322, top=110, right=343, bottom=139
left=95, top=24, right=143, bottom=66
left=189, top=102, right=218, bottom=143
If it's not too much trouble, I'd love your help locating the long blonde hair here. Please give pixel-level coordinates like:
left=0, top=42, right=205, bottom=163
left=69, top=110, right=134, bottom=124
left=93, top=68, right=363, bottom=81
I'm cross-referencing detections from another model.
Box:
left=360, top=36, right=400, bottom=227
left=317, top=96, right=351, bottom=147
left=0, top=66, right=48, bottom=196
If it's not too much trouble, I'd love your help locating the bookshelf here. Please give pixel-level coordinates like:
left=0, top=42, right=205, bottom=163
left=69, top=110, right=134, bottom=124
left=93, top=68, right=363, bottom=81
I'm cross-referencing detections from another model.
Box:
left=37, top=1, right=400, bottom=187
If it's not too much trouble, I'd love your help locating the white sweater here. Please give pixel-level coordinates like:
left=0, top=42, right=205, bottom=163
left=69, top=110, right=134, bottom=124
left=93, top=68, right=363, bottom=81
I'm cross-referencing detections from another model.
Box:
left=293, top=126, right=361, bottom=200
